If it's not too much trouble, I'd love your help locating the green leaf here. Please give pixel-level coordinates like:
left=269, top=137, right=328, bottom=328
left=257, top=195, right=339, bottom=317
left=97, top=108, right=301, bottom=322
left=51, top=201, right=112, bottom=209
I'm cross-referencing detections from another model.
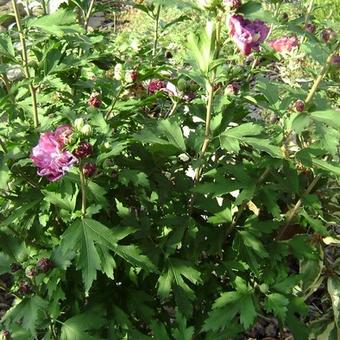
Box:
left=27, top=9, right=83, bottom=36
left=219, top=123, right=263, bottom=154
left=43, top=185, right=78, bottom=211
left=150, top=321, right=171, bottom=340
left=0, top=252, right=11, bottom=274
left=60, top=311, right=105, bottom=340
left=207, top=206, right=232, bottom=224
left=242, top=137, right=282, bottom=158
left=157, top=259, right=201, bottom=299
left=310, top=110, right=340, bottom=129
left=265, top=293, right=289, bottom=323
left=313, top=159, right=340, bottom=177
left=114, top=245, right=157, bottom=272
left=203, top=277, right=256, bottom=331
left=0, top=34, right=15, bottom=60
left=2, top=296, right=48, bottom=337
left=60, top=218, right=136, bottom=293
left=0, top=199, right=41, bottom=228
left=172, top=311, right=194, bottom=340
left=118, top=169, right=150, bottom=188
left=328, top=276, right=340, bottom=331
left=96, top=140, right=129, bottom=164
left=158, top=120, right=186, bottom=152
left=239, top=231, right=269, bottom=258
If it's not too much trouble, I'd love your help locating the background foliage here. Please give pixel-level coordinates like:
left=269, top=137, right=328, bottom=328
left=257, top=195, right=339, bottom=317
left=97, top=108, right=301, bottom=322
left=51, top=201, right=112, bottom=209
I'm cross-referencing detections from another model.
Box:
left=0, top=0, right=339, bottom=339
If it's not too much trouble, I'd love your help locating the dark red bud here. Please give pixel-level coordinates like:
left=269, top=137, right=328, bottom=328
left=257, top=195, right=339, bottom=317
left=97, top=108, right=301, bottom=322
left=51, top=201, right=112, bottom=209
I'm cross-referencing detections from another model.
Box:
left=18, top=281, right=32, bottom=295
left=294, top=100, right=305, bottom=112
left=73, top=141, right=93, bottom=158
left=10, top=263, right=22, bottom=273
left=83, top=162, right=97, bottom=177
left=322, top=28, right=336, bottom=43
left=88, top=94, right=101, bottom=108
left=37, top=258, right=54, bottom=273
left=130, top=70, right=138, bottom=82
left=304, top=23, right=316, bottom=34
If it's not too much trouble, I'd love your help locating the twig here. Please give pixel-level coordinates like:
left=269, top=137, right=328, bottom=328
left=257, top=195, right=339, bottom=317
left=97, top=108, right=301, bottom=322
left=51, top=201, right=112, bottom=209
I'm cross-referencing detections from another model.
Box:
left=11, top=0, right=39, bottom=128
left=84, top=0, right=96, bottom=33
left=152, top=5, right=161, bottom=57
left=276, top=174, right=321, bottom=240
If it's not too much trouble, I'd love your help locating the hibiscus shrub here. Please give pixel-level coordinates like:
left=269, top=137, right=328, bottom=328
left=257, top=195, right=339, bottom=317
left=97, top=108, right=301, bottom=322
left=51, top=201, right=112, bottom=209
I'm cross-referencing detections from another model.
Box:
left=0, top=0, right=339, bottom=339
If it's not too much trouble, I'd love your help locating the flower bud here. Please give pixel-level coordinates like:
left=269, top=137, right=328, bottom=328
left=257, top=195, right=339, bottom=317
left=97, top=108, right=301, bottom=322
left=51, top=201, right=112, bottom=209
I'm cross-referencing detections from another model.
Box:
left=321, top=28, right=336, bottom=43
left=10, top=263, right=22, bottom=273
left=294, top=100, right=305, bottom=112
left=73, top=141, right=93, bottom=158
left=18, top=281, right=32, bottom=295
left=104, top=142, right=111, bottom=149
left=125, top=70, right=138, bottom=83
left=80, top=124, right=92, bottom=136
left=224, top=0, right=241, bottom=10
left=83, top=162, right=97, bottom=177
left=0, top=330, right=10, bottom=340
left=88, top=93, right=101, bottom=108
left=26, top=267, right=37, bottom=278
left=114, top=63, right=124, bottom=81
left=37, top=258, right=54, bottom=273
left=304, top=23, right=316, bottom=34
left=74, top=117, right=84, bottom=131
left=331, top=54, right=340, bottom=68
left=225, top=82, right=240, bottom=95
left=6, top=66, right=24, bottom=82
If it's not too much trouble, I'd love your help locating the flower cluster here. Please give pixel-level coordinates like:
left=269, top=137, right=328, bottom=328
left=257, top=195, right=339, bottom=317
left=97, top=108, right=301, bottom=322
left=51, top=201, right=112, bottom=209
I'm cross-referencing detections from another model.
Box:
left=228, top=15, right=269, bottom=55
left=31, top=126, right=77, bottom=182
left=147, top=79, right=166, bottom=93
left=268, top=36, right=298, bottom=53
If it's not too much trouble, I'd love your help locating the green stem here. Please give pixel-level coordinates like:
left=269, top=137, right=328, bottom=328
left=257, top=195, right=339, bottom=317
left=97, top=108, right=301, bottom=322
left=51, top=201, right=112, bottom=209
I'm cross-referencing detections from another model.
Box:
left=41, top=0, right=47, bottom=15
left=304, top=0, right=315, bottom=25
left=277, top=46, right=338, bottom=239
left=105, top=85, right=124, bottom=120
left=165, top=100, right=178, bottom=118
left=276, top=173, right=321, bottom=240
left=79, top=164, right=87, bottom=217
left=305, top=43, right=339, bottom=106
left=84, top=0, right=96, bottom=33
left=194, top=83, right=214, bottom=182
left=11, top=0, right=39, bottom=128
left=0, top=137, right=8, bottom=153
left=152, top=5, right=161, bottom=57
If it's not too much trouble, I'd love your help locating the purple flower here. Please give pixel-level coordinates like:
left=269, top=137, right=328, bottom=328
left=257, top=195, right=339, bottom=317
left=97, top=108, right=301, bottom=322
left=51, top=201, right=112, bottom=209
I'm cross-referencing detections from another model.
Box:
left=268, top=36, right=298, bottom=53
left=148, top=79, right=166, bottom=93
left=228, top=15, right=269, bottom=55
left=31, top=126, right=77, bottom=182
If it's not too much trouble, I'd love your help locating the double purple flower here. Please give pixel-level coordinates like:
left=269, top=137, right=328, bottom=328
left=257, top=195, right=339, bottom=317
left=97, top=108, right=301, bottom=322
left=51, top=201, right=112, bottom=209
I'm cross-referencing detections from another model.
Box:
left=31, top=125, right=77, bottom=182
left=228, top=15, right=269, bottom=56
